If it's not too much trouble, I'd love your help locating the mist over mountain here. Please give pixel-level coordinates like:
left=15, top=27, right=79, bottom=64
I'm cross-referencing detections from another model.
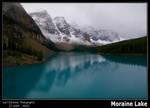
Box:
left=29, top=10, right=121, bottom=50
left=22, top=3, right=147, bottom=39
left=3, top=3, right=147, bottom=52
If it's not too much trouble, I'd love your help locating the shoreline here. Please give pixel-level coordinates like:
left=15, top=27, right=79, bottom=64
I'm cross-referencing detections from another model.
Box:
left=97, top=52, right=147, bottom=56
left=3, top=53, right=56, bottom=67
left=3, top=52, right=146, bottom=67
left=3, top=58, right=48, bottom=67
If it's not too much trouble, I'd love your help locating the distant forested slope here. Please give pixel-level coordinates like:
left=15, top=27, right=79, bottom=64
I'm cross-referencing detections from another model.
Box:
left=97, top=36, right=147, bottom=55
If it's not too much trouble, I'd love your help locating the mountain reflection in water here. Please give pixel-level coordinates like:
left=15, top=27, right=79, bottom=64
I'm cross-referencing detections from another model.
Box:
left=3, top=52, right=147, bottom=99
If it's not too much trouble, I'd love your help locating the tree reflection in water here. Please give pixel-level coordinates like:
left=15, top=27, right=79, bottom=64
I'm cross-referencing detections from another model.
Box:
left=3, top=52, right=147, bottom=99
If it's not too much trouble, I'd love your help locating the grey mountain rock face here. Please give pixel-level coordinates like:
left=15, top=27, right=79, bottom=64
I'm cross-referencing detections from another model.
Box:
left=30, top=10, right=92, bottom=46
left=30, top=10, right=59, bottom=35
left=3, top=3, right=55, bottom=54
left=29, top=10, right=121, bottom=48
left=76, top=26, right=120, bottom=42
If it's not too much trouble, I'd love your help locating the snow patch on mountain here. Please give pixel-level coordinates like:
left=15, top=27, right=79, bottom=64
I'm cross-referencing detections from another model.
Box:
left=30, top=10, right=121, bottom=47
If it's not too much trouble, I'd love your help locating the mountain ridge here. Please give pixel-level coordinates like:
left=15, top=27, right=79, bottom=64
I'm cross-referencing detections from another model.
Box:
left=29, top=10, right=121, bottom=51
left=3, top=3, right=55, bottom=66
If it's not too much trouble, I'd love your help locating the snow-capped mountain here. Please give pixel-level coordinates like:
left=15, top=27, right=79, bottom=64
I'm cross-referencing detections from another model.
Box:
left=82, top=27, right=120, bottom=41
left=30, top=10, right=59, bottom=41
left=71, top=24, right=121, bottom=45
left=30, top=10, right=121, bottom=50
left=30, top=10, right=92, bottom=47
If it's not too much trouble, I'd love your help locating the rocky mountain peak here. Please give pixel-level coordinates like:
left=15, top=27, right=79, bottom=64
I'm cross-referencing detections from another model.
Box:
left=54, top=16, right=66, bottom=23
left=30, top=10, right=49, bottom=18
left=30, top=9, right=121, bottom=49
left=53, top=16, right=71, bottom=36
left=30, top=10, right=59, bottom=35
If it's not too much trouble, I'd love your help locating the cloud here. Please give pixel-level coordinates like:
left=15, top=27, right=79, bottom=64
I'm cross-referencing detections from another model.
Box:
left=21, top=3, right=147, bottom=39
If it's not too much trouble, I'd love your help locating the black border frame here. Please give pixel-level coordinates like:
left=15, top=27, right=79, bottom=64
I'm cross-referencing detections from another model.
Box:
left=1, top=0, right=149, bottom=107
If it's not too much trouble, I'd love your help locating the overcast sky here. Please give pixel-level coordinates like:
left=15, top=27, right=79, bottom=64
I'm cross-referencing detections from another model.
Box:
left=21, top=3, right=147, bottom=39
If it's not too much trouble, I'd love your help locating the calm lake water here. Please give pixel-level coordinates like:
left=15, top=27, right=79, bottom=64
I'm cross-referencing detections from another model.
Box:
left=3, top=52, right=147, bottom=99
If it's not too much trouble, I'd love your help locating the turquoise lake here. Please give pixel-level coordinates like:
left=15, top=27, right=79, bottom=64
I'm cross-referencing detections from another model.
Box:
left=3, top=52, right=147, bottom=99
